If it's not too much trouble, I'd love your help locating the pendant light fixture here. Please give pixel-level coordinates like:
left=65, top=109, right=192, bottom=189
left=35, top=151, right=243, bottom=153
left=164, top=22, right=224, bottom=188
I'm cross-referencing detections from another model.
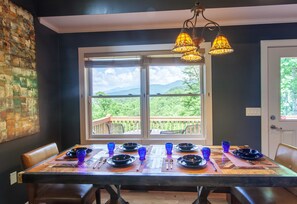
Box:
left=172, top=2, right=234, bottom=62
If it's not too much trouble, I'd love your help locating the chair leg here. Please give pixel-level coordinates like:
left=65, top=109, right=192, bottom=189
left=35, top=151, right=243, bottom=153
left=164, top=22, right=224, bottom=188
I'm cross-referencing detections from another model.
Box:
left=26, top=183, right=37, bottom=204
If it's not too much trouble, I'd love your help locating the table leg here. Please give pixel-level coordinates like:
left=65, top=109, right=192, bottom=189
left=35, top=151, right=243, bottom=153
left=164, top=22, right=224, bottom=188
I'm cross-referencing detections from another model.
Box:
left=95, top=188, right=101, bottom=204
left=104, top=185, right=129, bottom=204
left=192, top=186, right=213, bottom=204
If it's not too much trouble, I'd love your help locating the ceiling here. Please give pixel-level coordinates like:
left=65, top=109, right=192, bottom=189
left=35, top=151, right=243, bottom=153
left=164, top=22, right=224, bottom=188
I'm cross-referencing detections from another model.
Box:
left=39, top=4, right=297, bottom=33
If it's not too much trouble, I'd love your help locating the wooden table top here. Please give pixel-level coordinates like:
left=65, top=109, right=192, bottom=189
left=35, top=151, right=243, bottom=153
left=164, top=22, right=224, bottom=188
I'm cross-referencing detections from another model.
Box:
left=18, top=144, right=297, bottom=187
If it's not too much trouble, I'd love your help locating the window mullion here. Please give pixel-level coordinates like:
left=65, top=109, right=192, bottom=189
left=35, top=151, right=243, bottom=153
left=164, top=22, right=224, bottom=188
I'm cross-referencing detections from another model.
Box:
left=87, top=69, right=93, bottom=139
left=141, top=57, right=149, bottom=140
left=201, top=65, right=205, bottom=138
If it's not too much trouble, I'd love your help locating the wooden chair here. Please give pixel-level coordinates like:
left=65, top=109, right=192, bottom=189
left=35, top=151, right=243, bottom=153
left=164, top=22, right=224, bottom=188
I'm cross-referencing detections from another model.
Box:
left=21, top=143, right=100, bottom=204
left=184, top=124, right=200, bottom=135
left=229, top=143, right=297, bottom=204
left=106, top=123, right=124, bottom=134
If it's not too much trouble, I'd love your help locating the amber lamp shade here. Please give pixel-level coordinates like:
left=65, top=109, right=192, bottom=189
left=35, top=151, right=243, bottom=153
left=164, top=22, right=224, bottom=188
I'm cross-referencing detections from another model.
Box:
left=208, top=34, right=234, bottom=55
left=172, top=31, right=197, bottom=53
left=181, top=49, right=203, bottom=62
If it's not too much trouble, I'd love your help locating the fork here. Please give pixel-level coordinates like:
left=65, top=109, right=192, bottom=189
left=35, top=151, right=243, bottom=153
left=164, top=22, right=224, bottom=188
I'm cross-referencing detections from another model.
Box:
left=170, top=159, right=173, bottom=170
left=97, top=158, right=107, bottom=169
left=93, top=158, right=102, bottom=169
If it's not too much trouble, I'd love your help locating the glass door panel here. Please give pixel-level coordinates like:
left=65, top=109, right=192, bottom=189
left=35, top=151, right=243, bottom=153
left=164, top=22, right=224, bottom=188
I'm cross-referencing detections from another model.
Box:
left=280, top=57, right=297, bottom=120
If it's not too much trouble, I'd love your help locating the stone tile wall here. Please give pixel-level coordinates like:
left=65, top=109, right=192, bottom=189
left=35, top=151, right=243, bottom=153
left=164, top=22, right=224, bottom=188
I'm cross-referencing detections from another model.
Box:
left=0, top=0, right=39, bottom=142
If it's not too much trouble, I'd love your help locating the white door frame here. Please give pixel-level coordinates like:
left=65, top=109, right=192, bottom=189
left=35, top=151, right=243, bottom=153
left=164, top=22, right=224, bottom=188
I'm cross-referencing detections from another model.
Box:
left=261, top=39, right=297, bottom=155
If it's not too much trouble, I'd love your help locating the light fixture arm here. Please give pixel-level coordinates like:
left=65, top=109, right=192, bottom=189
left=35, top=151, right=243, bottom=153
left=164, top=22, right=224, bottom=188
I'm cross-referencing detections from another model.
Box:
left=200, top=22, right=221, bottom=41
left=172, top=1, right=234, bottom=59
left=201, top=12, right=221, bottom=33
left=182, top=11, right=196, bottom=29
left=182, top=2, right=222, bottom=39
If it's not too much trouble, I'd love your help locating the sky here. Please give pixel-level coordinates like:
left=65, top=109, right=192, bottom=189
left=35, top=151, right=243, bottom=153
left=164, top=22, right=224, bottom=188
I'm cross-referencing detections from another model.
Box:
left=92, top=66, right=186, bottom=93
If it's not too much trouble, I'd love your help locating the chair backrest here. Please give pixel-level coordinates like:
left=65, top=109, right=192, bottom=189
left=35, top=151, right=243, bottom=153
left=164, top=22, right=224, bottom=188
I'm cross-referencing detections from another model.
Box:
left=184, top=124, right=200, bottom=135
left=274, top=143, right=297, bottom=196
left=21, top=143, right=59, bottom=169
left=275, top=143, right=297, bottom=172
left=107, top=123, right=124, bottom=134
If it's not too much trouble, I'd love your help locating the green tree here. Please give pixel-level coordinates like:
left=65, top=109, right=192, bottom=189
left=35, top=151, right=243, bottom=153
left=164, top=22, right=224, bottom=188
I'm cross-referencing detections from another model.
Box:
left=92, top=92, right=122, bottom=119
left=181, top=65, right=201, bottom=116
left=280, top=58, right=297, bottom=116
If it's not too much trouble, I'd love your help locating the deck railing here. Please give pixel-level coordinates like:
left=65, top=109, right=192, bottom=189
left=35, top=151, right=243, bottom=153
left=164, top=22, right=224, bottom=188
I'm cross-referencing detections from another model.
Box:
left=92, top=115, right=201, bottom=135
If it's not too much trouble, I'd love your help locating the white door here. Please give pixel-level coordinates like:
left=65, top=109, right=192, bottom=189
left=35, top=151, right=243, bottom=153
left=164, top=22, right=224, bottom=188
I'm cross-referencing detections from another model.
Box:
left=261, top=40, right=297, bottom=159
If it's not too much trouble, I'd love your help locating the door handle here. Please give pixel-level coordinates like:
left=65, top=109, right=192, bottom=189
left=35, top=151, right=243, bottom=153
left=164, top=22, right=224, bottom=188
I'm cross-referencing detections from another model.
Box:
left=270, top=125, right=282, bottom=130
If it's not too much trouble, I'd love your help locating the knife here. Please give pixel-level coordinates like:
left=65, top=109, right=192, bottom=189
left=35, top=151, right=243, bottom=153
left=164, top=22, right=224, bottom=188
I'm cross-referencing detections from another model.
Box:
left=209, top=160, right=218, bottom=172
left=165, top=159, right=169, bottom=170
left=136, top=161, right=144, bottom=172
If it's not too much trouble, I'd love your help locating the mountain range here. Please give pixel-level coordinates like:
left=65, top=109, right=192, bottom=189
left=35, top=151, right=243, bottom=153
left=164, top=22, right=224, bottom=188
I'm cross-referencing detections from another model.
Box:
left=105, top=80, right=185, bottom=95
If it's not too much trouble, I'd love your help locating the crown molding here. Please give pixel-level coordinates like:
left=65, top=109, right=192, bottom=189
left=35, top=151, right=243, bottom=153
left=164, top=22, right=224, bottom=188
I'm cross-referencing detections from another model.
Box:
left=39, top=4, right=297, bottom=33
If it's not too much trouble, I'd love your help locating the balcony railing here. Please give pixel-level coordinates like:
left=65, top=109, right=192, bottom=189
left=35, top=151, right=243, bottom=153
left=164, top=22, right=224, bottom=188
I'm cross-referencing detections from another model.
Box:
left=92, top=115, right=201, bottom=135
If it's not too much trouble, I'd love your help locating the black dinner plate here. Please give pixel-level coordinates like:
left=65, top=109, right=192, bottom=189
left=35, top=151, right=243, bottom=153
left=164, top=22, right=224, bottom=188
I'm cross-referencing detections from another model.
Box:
left=182, top=155, right=203, bottom=165
left=177, top=157, right=207, bottom=169
left=111, top=154, right=132, bottom=165
left=66, top=148, right=92, bottom=158
left=122, top=142, right=138, bottom=150
left=232, top=148, right=263, bottom=160
left=107, top=156, right=136, bottom=167
left=175, top=145, right=199, bottom=152
left=119, top=144, right=142, bottom=152
left=177, top=143, right=194, bottom=151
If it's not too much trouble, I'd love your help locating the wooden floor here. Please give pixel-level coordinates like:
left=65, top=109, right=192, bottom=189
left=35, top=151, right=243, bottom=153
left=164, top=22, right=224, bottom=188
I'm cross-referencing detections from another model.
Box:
left=99, top=190, right=228, bottom=204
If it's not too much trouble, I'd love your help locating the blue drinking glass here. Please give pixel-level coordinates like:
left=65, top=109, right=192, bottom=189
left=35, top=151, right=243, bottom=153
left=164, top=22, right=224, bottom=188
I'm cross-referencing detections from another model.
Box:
left=201, top=147, right=211, bottom=161
left=107, top=142, right=115, bottom=154
left=77, top=149, right=87, bottom=165
left=222, top=140, right=230, bottom=153
left=138, top=147, right=146, bottom=161
left=165, top=142, right=173, bottom=155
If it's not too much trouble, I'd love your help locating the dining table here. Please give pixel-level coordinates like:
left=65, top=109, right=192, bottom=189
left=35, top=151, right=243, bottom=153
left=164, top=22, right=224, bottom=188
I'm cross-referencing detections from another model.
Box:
left=18, top=144, right=297, bottom=204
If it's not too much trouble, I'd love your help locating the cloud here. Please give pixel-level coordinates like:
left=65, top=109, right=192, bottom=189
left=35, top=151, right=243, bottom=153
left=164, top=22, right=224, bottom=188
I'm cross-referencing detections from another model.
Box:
left=92, top=66, right=186, bottom=94
left=150, top=66, right=185, bottom=85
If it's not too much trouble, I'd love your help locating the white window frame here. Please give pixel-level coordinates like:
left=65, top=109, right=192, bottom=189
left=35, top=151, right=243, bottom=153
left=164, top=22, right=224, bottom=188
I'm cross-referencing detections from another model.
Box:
left=79, top=43, right=213, bottom=145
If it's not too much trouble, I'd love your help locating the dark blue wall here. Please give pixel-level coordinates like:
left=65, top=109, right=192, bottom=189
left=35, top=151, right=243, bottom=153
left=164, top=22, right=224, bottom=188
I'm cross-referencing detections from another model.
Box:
left=212, top=23, right=297, bottom=148
left=59, top=23, right=297, bottom=151
left=0, top=1, right=60, bottom=204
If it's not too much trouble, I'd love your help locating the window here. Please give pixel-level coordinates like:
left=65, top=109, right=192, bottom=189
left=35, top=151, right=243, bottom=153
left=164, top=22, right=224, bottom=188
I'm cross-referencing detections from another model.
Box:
left=280, top=57, right=297, bottom=120
left=79, top=44, right=212, bottom=145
